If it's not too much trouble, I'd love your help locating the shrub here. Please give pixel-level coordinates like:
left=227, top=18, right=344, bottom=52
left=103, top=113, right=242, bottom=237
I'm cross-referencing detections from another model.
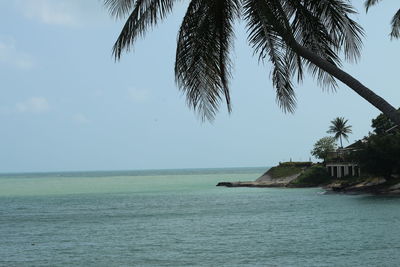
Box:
left=278, top=161, right=312, bottom=168
left=351, top=133, right=400, bottom=177
left=291, top=165, right=332, bottom=186
left=311, top=137, right=337, bottom=162
left=267, top=165, right=303, bottom=179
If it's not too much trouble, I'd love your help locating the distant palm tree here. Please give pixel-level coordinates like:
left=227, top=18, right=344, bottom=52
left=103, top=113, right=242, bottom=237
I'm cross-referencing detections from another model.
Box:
left=365, top=0, right=400, bottom=39
left=104, top=0, right=400, bottom=125
left=327, top=117, right=353, bottom=148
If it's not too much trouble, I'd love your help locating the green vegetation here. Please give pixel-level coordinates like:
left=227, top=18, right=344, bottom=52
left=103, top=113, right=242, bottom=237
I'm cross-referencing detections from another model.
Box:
left=349, top=111, right=400, bottom=178
left=371, top=108, right=399, bottom=135
left=277, top=162, right=312, bottom=168
left=105, top=0, right=400, bottom=125
left=327, top=117, right=352, bottom=148
left=266, top=162, right=310, bottom=179
left=290, top=165, right=333, bottom=187
left=291, top=111, right=400, bottom=188
left=351, top=133, right=400, bottom=178
left=311, top=137, right=337, bottom=162
left=267, top=166, right=301, bottom=179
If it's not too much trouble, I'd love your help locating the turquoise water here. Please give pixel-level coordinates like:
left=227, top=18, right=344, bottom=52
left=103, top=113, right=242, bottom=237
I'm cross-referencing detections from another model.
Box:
left=1, top=168, right=400, bottom=266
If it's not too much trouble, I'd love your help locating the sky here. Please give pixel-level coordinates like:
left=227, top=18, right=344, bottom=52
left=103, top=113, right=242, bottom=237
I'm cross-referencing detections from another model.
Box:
left=0, top=1, right=399, bottom=173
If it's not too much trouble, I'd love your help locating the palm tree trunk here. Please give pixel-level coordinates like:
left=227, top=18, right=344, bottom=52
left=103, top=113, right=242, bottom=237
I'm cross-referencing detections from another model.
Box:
left=270, top=1, right=400, bottom=126
left=292, top=42, right=400, bottom=126
left=339, top=135, right=343, bottom=148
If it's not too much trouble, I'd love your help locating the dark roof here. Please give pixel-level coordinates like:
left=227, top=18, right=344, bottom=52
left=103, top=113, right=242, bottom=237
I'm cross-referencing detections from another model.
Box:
left=343, top=139, right=366, bottom=150
left=386, top=125, right=399, bottom=133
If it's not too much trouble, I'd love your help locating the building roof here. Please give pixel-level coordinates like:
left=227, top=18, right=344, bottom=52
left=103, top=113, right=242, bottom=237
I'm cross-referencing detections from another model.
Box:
left=342, top=139, right=366, bottom=150
left=386, top=125, right=399, bottom=133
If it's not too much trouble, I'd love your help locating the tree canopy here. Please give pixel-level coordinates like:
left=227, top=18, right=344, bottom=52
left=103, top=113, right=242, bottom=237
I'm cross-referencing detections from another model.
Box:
left=371, top=108, right=400, bottom=135
left=327, top=117, right=352, bottom=148
left=353, top=133, right=400, bottom=177
left=311, top=136, right=337, bottom=162
left=351, top=111, right=400, bottom=177
left=105, top=0, right=400, bottom=125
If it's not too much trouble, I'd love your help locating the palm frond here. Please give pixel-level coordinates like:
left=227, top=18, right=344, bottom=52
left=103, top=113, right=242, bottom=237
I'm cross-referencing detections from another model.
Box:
left=365, top=0, right=383, bottom=12
left=107, top=0, right=369, bottom=121
left=307, top=0, right=364, bottom=63
left=287, top=0, right=340, bottom=92
left=111, top=0, right=177, bottom=60
left=104, top=0, right=135, bottom=19
left=287, top=0, right=363, bottom=90
left=242, top=0, right=365, bottom=111
left=364, top=0, right=399, bottom=39
left=175, top=0, right=239, bottom=121
left=327, top=117, right=352, bottom=142
left=390, top=9, right=400, bottom=39
left=243, top=0, right=297, bottom=113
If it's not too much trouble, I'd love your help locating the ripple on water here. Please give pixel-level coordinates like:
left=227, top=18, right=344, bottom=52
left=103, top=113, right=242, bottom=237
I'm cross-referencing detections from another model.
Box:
left=1, top=171, right=400, bottom=266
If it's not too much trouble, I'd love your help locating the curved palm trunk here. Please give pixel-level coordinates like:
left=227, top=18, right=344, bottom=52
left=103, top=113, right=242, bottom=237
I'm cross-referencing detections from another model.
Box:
left=269, top=1, right=400, bottom=127
left=292, top=43, right=400, bottom=127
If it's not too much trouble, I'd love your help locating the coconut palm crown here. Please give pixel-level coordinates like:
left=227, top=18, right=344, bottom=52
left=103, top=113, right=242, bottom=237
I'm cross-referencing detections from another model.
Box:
left=327, top=117, right=353, bottom=148
left=365, top=0, right=400, bottom=39
left=105, top=0, right=400, bottom=125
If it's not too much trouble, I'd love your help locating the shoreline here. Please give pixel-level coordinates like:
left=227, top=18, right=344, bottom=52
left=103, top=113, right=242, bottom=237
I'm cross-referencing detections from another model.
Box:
left=217, top=180, right=400, bottom=195
left=217, top=163, right=400, bottom=195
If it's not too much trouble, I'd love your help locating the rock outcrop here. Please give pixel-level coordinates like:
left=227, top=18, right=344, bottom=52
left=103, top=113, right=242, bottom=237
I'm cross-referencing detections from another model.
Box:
left=216, top=180, right=290, bottom=188
left=324, top=178, right=400, bottom=195
left=217, top=162, right=307, bottom=188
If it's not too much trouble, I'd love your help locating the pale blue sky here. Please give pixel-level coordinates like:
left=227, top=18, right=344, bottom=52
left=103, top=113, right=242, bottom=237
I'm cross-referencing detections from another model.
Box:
left=0, top=1, right=399, bottom=173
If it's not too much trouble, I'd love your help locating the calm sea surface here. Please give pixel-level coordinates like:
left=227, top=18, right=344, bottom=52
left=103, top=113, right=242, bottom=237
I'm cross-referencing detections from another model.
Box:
left=1, top=168, right=400, bottom=266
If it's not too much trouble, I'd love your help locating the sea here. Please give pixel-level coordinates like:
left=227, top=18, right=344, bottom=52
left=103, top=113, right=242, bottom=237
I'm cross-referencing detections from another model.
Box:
left=1, top=167, right=400, bottom=267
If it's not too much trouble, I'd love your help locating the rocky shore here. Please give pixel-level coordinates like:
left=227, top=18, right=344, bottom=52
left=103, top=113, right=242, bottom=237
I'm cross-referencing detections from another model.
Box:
left=217, top=176, right=400, bottom=195
left=217, top=162, right=400, bottom=195
left=216, top=181, right=288, bottom=188
left=324, top=177, right=400, bottom=195
left=216, top=173, right=301, bottom=188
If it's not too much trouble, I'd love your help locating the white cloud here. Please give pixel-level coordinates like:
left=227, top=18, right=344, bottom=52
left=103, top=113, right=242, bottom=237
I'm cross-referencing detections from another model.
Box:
left=16, top=97, right=50, bottom=113
left=0, top=40, right=34, bottom=70
left=18, top=0, right=78, bottom=26
left=16, top=0, right=113, bottom=28
left=72, top=113, right=90, bottom=124
left=128, top=87, right=150, bottom=103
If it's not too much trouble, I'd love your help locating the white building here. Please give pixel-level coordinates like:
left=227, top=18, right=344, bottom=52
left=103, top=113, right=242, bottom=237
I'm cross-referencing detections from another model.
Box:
left=326, top=163, right=360, bottom=178
left=325, top=142, right=363, bottom=178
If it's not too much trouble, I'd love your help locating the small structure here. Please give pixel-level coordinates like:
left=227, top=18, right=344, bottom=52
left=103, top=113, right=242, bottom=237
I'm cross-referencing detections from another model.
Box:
left=325, top=141, right=364, bottom=178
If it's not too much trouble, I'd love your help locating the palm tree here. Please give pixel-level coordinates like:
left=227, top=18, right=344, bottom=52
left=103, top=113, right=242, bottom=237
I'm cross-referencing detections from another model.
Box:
left=327, top=117, right=352, bottom=148
left=104, top=0, right=400, bottom=125
left=365, top=0, right=400, bottom=39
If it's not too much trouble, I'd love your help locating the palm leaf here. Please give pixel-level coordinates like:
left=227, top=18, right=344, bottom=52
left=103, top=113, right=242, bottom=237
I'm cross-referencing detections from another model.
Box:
left=287, top=0, right=363, bottom=90
left=175, top=0, right=239, bottom=121
left=106, top=0, right=368, bottom=121
left=390, top=9, right=400, bottom=39
left=110, top=0, right=177, bottom=60
left=244, top=0, right=297, bottom=112
left=104, top=0, right=135, bottom=18
left=365, top=0, right=399, bottom=39
left=327, top=117, right=352, bottom=143
left=365, top=0, right=382, bottom=12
